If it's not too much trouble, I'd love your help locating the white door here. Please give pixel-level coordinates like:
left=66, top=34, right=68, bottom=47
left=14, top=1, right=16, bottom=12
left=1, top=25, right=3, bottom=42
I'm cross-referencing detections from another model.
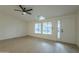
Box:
left=60, top=15, right=76, bottom=44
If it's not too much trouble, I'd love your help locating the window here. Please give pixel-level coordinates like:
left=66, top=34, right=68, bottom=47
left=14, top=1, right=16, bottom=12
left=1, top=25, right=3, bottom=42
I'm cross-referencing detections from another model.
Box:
left=43, top=22, right=52, bottom=34
left=35, top=23, right=41, bottom=34
left=35, top=22, right=52, bottom=34
left=57, top=20, right=61, bottom=39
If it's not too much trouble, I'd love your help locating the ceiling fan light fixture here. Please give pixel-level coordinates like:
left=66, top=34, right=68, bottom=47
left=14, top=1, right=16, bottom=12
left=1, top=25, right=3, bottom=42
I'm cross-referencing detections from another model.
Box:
left=22, top=12, right=26, bottom=15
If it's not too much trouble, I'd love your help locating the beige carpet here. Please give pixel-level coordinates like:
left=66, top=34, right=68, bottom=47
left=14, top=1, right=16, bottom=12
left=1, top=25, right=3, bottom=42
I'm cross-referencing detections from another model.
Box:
left=0, top=36, right=79, bottom=53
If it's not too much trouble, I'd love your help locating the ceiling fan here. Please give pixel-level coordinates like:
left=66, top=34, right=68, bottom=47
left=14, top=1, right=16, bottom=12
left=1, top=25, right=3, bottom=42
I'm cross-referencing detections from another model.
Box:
left=14, top=5, right=33, bottom=15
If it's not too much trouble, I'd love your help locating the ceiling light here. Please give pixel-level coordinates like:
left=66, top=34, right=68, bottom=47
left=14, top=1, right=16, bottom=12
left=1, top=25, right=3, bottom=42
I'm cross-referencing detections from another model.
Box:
left=22, top=12, right=26, bottom=15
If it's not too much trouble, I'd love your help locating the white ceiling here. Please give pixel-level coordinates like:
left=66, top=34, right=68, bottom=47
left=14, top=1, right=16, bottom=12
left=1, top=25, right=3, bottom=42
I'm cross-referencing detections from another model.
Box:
left=0, top=5, right=79, bottom=21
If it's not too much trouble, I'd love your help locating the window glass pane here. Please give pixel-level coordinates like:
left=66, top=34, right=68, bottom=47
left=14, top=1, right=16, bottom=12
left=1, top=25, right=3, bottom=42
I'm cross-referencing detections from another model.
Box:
left=35, top=23, right=41, bottom=34
left=43, top=23, right=47, bottom=34
left=47, top=22, right=52, bottom=34
left=43, top=22, right=52, bottom=34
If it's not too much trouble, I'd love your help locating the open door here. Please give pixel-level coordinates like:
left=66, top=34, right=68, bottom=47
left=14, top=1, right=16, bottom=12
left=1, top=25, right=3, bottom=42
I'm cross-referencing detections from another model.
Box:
left=57, top=15, right=76, bottom=44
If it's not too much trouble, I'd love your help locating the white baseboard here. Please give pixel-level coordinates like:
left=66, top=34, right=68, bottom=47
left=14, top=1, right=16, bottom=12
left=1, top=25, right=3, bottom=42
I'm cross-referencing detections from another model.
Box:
left=0, top=35, right=28, bottom=40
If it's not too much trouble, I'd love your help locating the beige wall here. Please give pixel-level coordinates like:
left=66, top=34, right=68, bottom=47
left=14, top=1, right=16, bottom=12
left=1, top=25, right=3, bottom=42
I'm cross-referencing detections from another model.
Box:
left=28, top=14, right=76, bottom=44
left=0, top=13, right=28, bottom=40
left=28, top=19, right=57, bottom=41
left=61, top=14, right=76, bottom=44
left=76, top=11, right=79, bottom=47
left=0, top=11, right=77, bottom=45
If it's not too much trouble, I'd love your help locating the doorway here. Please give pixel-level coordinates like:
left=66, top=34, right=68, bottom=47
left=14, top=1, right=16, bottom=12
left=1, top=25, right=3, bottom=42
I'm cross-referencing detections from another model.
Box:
left=57, top=16, right=76, bottom=44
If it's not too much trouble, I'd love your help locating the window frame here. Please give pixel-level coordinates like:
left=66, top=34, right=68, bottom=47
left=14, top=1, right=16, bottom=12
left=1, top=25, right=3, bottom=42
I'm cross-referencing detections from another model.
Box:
left=34, top=22, right=52, bottom=35
left=42, top=22, right=52, bottom=34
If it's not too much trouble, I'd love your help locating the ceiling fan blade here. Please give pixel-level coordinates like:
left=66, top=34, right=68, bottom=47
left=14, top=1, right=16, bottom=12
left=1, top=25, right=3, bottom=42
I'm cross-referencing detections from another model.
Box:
left=18, top=5, right=32, bottom=15
left=26, top=9, right=33, bottom=11
left=14, top=9, right=22, bottom=12
left=26, top=12, right=32, bottom=15
left=19, top=5, right=24, bottom=11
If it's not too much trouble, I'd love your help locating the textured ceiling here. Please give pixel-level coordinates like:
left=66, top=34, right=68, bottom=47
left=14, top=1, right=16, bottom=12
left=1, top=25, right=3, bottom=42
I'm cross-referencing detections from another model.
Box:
left=0, top=5, right=79, bottom=21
